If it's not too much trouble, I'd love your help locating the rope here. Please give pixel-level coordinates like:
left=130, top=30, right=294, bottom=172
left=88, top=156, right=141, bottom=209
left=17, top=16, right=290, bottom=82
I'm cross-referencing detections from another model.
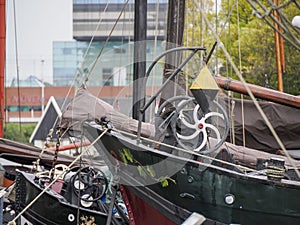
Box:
left=114, top=128, right=263, bottom=175
left=246, top=0, right=300, bottom=50
left=230, top=99, right=235, bottom=145
left=84, top=0, right=130, bottom=84
left=12, top=0, right=22, bottom=136
left=149, top=0, right=161, bottom=120
left=80, top=0, right=111, bottom=73
left=200, top=8, right=300, bottom=179
left=8, top=128, right=108, bottom=224
left=236, top=0, right=246, bottom=148
left=52, top=0, right=114, bottom=135
left=55, top=1, right=112, bottom=131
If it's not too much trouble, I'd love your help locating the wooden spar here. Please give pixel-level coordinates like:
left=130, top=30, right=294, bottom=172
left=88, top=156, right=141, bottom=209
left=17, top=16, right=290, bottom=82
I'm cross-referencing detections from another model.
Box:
left=0, top=0, right=5, bottom=137
left=273, top=0, right=285, bottom=92
left=215, top=75, right=300, bottom=109
left=45, top=141, right=90, bottom=152
left=160, top=0, right=185, bottom=106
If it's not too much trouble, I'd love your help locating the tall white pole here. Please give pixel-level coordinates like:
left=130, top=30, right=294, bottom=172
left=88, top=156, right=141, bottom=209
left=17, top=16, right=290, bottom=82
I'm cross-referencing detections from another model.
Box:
left=41, top=59, right=45, bottom=113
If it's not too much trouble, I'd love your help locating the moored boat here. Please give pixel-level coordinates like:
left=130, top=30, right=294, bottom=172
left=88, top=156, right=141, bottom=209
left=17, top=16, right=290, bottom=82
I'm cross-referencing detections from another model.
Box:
left=58, top=46, right=300, bottom=225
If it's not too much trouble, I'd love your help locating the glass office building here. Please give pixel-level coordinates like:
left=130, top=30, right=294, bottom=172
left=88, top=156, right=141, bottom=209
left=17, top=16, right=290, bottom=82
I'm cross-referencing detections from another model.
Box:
left=53, top=0, right=168, bottom=87
left=53, top=40, right=166, bottom=86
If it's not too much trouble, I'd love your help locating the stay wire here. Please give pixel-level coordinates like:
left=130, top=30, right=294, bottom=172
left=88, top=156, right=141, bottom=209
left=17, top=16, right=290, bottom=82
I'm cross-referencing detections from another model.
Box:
left=53, top=1, right=112, bottom=136
left=12, top=0, right=22, bottom=135
left=200, top=7, right=300, bottom=179
left=247, top=0, right=300, bottom=50
left=84, top=0, right=130, bottom=84
left=8, top=128, right=109, bottom=225
left=80, top=0, right=112, bottom=73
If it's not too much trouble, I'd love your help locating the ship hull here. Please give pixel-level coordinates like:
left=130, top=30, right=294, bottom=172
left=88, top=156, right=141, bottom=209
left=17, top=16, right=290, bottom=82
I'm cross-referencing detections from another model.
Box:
left=15, top=171, right=123, bottom=225
left=84, top=122, right=300, bottom=225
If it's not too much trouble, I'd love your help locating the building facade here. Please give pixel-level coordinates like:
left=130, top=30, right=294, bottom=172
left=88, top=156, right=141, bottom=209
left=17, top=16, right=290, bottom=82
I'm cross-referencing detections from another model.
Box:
left=6, top=1, right=169, bottom=124
left=73, top=0, right=167, bottom=41
left=53, top=0, right=168, bottom=87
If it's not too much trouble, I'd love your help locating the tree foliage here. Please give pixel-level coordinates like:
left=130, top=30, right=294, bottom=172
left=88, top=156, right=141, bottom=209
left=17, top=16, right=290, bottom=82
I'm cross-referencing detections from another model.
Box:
left=184, top=0, right=300, bottom=95
left=4, top=123, right=36, bottom=144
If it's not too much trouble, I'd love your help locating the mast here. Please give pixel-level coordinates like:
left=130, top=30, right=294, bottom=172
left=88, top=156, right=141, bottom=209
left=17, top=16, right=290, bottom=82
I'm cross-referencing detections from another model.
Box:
left=273, top=0, right=285, bottom=92
left=160, top=0, right=185, bottom=105
left=132, top=0, right=147, bottom=120
left=0, top=0, right=5, bottom=137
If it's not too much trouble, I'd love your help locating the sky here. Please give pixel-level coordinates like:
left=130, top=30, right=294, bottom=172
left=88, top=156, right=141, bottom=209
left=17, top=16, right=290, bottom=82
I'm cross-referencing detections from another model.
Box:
left=5, top=0, right=73, bottom=85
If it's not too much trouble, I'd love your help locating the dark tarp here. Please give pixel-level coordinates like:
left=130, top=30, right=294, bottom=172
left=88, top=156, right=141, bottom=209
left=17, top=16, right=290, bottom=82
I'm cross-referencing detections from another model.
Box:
left=223, top=97, right=300, bottom=153
left=59, top=87, right=300, bottom=154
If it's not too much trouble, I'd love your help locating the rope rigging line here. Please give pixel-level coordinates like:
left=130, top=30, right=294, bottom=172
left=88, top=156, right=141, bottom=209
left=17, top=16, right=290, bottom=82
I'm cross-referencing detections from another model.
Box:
left=199, top=7, right=300, bottom=179
left=50, top=0, right=113, bottom=145
left=80, top=0, right=112, bottom=74
left=149, top=0, right=161, bottom=121
left=83, top=0, right=130, bottom=85
left=246, top=0, right=300, bottom=50
left=12, top=0, right=22, bottom=135
left=114, top=127, right=270, bottom=175
left=235, top=0, right=246, bottom=148
left=54, top=1, right=112, bottom=132
left=8, top=128, right=109, bottom=225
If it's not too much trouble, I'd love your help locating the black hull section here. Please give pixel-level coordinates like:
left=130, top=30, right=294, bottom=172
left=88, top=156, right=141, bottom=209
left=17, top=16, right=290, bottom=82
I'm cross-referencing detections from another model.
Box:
left=84, top=123, right=300, bottom=225
left=119, top=175, right=226, bottom=225
left=15, top=171, right=120, bottom=225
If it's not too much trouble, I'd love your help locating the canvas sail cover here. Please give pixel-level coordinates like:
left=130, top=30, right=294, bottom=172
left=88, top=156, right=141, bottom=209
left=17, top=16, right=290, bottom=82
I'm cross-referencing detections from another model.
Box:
left=59, top=87, right=300, bottom=154
left=223, top=97, right=300, bottom=153
left=58, top=87, right=155, bottom=138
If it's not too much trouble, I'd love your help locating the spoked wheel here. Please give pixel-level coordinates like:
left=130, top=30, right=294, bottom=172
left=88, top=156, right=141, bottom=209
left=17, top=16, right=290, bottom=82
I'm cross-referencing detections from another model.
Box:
left=174, top=97, right=229, bottom=154
left=71, top=166, right=108, bottom=205
left=156, top=96, right=192, bottom=133
left=157, top=95, right=229, bottom=154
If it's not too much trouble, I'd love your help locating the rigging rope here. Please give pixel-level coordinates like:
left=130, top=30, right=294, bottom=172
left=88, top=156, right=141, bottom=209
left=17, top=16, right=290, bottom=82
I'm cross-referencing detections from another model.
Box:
left=53, top=0, right=116, bottom=142
left=246, top=0, right=300, bottom=50
left=235, top=0, right=246, bottom=148
left=56, top=0, right=112, bottom=124
left=115, top=128, right=269, bottom=175
left=12, top=0, right=22, bottom=135
left=80, top=0, right=112, bottom=73
left=149, top=0, right=161, bottom=120
left=8, top=128, right=109, bottom=225
left=200, top=8, right=300, bottom=179
left=83, top=0, right=130, bottom=85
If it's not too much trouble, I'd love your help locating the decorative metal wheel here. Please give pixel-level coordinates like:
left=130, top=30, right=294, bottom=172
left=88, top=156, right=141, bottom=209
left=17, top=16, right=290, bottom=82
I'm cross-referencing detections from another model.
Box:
left=71, top=166, right=108, bottom=203
left=157, top=96, right=229, bottom=154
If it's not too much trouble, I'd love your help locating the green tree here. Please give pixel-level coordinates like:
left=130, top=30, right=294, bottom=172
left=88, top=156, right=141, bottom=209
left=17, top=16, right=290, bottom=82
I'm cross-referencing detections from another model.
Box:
left=184, top=0, right=300, bottom=95
left=4, top=123, right=36, bottom=144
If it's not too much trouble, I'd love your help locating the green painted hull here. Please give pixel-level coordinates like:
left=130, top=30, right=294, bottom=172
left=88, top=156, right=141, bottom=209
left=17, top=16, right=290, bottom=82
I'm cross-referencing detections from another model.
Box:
left=84, top=123, right=300, bottom=225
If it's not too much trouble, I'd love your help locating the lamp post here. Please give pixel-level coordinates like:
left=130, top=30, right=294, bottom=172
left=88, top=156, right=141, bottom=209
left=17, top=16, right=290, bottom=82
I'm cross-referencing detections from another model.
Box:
left=41, top=59, right=45, bottom=114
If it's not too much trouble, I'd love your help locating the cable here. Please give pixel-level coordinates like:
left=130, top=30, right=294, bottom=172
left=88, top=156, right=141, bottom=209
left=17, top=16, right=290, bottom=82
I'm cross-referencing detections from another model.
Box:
left=12, top=0, right=22, bottom=136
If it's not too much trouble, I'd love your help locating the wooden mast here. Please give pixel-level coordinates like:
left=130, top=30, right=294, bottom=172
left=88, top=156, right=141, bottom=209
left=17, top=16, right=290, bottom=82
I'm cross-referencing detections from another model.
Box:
left=0, top=0, right=5, bottom=137
left=160, top=0, right=185, bottom=105
left=273, top=0, right=285, bottom=92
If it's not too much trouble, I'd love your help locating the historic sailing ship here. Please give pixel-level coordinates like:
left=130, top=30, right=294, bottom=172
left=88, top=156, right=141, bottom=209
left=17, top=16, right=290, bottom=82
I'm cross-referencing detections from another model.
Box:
left=58, top=1, right=300, bottom=225
left=3, top=1, right=300, bottom=225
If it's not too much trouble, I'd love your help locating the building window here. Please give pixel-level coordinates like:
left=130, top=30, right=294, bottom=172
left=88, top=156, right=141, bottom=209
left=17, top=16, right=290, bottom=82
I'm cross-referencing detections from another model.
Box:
left=63, top=48, right=72, bottom=55
left=102, top=68, right=113, bottom=86
left=113, top=46, right=126, bottom=54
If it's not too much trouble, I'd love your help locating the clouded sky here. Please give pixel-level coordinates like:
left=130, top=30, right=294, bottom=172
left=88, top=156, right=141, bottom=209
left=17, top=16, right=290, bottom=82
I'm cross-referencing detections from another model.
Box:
left=5, top=0, right=73, bottom=84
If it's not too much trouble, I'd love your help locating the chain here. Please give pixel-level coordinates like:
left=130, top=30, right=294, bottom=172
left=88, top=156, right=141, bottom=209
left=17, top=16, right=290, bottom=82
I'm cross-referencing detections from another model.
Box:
left=50, top=129, right=61, bottom=180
